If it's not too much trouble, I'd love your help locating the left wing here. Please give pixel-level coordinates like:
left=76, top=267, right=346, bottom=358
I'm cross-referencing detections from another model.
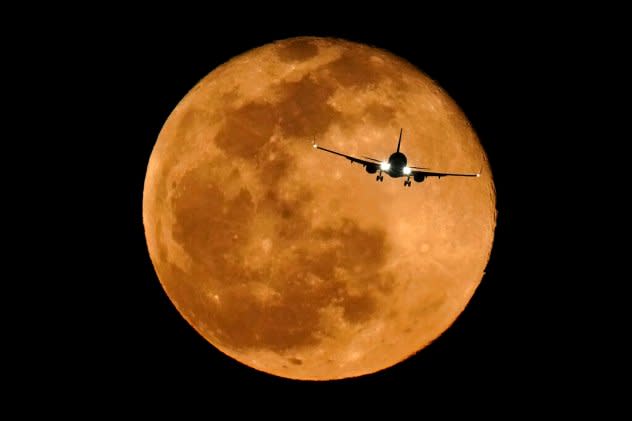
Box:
left=313, top=143, right=381, bottom=168
left=411, top=168, right=480, bottom=178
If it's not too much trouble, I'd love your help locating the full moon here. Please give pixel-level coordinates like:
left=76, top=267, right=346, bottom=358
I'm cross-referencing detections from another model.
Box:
left=143, top=37, right=496, bottom=380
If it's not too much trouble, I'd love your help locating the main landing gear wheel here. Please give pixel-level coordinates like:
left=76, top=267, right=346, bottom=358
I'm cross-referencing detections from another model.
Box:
left=404, top=180, right=411, bottom=187
left=376, top=175, right=384, bottom=182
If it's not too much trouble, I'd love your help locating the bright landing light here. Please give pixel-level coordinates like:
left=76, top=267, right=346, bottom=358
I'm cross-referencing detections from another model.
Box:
left=403, top=166, right=412, bottom=175
left=380, top=162, right=391, bottom=171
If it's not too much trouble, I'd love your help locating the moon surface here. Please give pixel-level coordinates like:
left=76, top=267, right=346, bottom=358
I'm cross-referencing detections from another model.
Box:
left=143, top=37, right=496, bottom=380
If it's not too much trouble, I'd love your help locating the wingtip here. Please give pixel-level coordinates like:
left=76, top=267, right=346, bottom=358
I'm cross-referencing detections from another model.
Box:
left=312, top=143, right=318, bottom=149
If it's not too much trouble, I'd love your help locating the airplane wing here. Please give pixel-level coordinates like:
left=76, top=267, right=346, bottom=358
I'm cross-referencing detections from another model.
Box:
left=313, top=143, right=381, bottom=168
left=361, top=156, right=383, bottom=163
left=411, top=168, right=480, bottom=178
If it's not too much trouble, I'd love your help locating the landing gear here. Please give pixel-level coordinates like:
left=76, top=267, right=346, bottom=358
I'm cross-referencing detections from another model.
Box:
left=404, top=176, right=412, bottom=187
left=376, top=171, right=384, bottom=182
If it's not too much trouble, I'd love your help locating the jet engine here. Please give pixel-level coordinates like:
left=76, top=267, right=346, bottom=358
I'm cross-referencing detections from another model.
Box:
left=414, top=173, right=426, bottom=183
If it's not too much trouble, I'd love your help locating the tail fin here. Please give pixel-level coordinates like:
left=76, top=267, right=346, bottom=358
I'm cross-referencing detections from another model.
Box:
left=396, top=128, right=403, bottom=152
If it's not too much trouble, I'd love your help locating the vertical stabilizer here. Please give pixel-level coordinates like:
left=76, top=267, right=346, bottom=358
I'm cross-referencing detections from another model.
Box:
left=397, top=128, right=403, bottom=152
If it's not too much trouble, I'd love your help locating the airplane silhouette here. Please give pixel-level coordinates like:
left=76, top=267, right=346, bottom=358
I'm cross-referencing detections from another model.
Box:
left=313, top=129, right=480, bottom=187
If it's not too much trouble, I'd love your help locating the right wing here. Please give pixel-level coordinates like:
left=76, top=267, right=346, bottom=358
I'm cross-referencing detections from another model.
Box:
left=313, top=143, right=381, bottom=168
left=411, top=168, right=480, bottom=178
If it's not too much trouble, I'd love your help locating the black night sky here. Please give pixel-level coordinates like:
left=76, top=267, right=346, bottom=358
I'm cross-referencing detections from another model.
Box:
left=52, top=12, right=599, bottom=406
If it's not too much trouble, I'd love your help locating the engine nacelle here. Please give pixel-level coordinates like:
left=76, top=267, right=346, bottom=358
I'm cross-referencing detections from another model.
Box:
left=365, top=164, right=378, bottom=174
left=413, top=173, right=426, bottom=183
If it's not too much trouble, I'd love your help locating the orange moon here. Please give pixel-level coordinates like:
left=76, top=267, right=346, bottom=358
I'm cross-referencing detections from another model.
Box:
left=143, top=37, right=496, bottom=380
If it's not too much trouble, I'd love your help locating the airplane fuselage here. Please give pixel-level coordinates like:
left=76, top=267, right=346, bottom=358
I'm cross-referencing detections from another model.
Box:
left=384, top=152, right=408, bottom=177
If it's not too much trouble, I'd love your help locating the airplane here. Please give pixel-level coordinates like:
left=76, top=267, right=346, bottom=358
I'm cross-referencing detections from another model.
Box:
left=313, top=128, right=480, bottom=187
